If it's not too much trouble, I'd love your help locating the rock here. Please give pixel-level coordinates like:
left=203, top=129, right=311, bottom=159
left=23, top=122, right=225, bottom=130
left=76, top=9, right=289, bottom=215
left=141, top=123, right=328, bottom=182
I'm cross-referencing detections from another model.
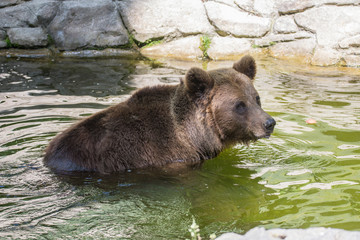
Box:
left=234, top=0, right=254, bottom=13
left=7, top=27, right=48, bottom=47
left=276, top=0, right=315, bottom=15
left=207, top=37, right=251, bottom=60
left=0, top=48, right=52, bottom=58
left=118, top=0, right=214, bottom=43
left=59, top=49, right=140, bottom=58
left=212, top=0, right=238, bottom=8
left=48, top=0, right=128, bottom=50
left=311, top=46, right=342, bottom=66
left=0, top=4, right=38, bottom=28
left=339, top=34, right=360, bottom=49
left=273, top=16, right=298, bottom=34
left=294, top=6, right=360, bottom=48
left=0, top=0, right=23, bottom=8
left=216, top=227, right=360, bottom=240
left=0, top=30, right=6, bottom=40
left=205, top=1, right=271, bottom=38
left=0, top=30, right=6, bottom=48
left=253, top=0, right=277, bottom=17
left=320, top=0, right=360, bottom=4
left=343, top=54, right=360, bottom=67
left=269, top=38, right=316, bottom=63
left=234, top=0, right=277, bottom=17
left=254, top=31, right=313, bottom=47
left=0, top=41, right=7, bottom=49
left=140, top=36, right=203, bottom=60
left=26, top=0, right=60, bottom=26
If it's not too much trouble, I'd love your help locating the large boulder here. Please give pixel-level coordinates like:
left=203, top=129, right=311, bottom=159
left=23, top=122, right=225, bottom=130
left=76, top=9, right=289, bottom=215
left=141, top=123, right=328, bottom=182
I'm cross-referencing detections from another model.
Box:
left=117, top=0, right=214, bottom=43
left=48, top=0, right=128, bottom=50
left=205, top=1, right=271, bottom=38
left=7, top=27, right=48, bottom=47
left=0, top=4, right=38, bottom=28
left=294, top=6, right=360, bottom=48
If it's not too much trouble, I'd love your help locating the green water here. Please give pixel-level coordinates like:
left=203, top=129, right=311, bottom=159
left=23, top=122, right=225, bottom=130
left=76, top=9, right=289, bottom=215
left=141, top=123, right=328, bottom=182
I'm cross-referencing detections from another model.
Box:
left=0, top=57, right=359, bottom=239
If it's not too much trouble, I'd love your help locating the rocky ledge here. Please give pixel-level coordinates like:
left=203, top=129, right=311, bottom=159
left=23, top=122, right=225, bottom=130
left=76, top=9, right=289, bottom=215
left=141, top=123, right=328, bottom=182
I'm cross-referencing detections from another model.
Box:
left=216, top=227, right=360, bottom=240
left=1, top=0, right=360, bottom=67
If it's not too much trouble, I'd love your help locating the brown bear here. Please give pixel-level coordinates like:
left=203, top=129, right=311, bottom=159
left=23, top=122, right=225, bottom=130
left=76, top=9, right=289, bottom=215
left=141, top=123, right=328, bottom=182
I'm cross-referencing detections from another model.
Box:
left=44, top=55, right=276, bottom=174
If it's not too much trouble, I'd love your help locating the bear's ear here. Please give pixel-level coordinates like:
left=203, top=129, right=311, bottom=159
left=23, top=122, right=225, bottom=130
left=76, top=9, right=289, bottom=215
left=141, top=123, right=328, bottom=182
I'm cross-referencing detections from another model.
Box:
left=184, top=67, right=214, bottom=95
left=233, top=55, right=256, bottom=80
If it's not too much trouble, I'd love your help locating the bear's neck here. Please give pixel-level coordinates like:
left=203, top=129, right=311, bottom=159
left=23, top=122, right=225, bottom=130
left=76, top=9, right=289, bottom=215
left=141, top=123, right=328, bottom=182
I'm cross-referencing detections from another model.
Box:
left=172, top=85, right=224, bottom=162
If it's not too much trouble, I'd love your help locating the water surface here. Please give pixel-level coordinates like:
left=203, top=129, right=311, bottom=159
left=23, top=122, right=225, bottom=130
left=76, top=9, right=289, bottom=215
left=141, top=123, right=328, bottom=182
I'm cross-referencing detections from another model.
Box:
left=0, top=57, right=359, bottom=239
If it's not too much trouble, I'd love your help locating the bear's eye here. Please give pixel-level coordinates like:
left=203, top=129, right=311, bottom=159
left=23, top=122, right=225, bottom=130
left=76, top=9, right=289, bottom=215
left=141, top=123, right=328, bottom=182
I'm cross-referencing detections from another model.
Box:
left=235, top=101, right=247, bottom=114
left=256, top=96, right=261, bottom=106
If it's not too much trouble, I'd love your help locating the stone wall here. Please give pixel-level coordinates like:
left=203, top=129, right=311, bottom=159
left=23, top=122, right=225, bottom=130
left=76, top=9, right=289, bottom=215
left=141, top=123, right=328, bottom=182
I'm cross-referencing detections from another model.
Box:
left=1, top=0, right=360, bottom=67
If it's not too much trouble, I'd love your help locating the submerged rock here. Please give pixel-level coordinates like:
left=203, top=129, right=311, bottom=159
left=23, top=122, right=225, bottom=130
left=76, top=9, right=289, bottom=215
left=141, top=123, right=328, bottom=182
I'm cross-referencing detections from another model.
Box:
left=216, top=227, right=360, bottom=240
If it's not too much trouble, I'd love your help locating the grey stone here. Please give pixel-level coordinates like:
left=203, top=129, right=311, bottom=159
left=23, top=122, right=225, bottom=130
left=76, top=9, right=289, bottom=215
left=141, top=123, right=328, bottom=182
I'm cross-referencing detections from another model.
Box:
left=0, top=4, right=38, bottom=28
left=269, top=38, right=316, bottom=62
left=276, top=0, right=315, bottom=14
left=216, top=232, right=244, bottom=240
left=252, top=0, right=277, bottom=17
left=234, top=0, right=277, bottom=17
left=207, top=37, right=251, bottom=60
left=254, top=31, right=313, bottom=47
left=48, top=0, right=128, bottom=50
left=7, top=27, right=48, bottom=47
left=0, top=0, right=23, bottom=8
left=234, top=0, right=254, bottom=13
left=0, top=30, right=6, bottom=48
left=212, top=0, right=238, bottom=8
left=0, top=30, right=6, bottom=40
left=0, top=48, right=52, bottom=58
left=140, top=36, right=203, bottom=60
left=26, top=0, right=60, bottom=26
left=339, top=34, right=360, bottom=48
left=273, top=16, right=298, bottom=34
left=118, top=0, right=214, bottom=43
left=343, top=54, right=360, bottom=67
left=311, top=46, right=342, bottom=66
left=216, top=227, right=360, bottom=240
left=205, top=1, right=271, bottom=38
left=59, top=49, right=140, bottom=58
left=295, top=6, right=360, bottom=48
left=319, top=0, right=360, bottom=4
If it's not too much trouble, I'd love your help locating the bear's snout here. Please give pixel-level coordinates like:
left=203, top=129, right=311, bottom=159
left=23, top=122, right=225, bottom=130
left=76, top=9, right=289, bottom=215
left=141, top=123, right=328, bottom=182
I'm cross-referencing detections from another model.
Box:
left=264, top=117, right=276, bottom=136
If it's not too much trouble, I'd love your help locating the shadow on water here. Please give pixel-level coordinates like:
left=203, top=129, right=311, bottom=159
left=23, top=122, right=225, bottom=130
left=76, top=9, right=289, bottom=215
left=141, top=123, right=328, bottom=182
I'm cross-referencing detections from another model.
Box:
left=0, top=56, right=360, bottom=239
left=0, top=58, right=138, bottom=97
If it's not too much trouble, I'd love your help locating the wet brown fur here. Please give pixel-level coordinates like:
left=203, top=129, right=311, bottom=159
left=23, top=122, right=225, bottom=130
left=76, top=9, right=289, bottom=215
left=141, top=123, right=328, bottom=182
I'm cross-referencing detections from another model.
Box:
left=44, top=55, right=274, bottom=174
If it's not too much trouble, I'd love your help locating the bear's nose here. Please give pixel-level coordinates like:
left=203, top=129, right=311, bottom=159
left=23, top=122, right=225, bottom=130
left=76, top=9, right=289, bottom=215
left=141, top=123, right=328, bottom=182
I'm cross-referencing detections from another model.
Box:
left=264, top=118, right=276, bottom=131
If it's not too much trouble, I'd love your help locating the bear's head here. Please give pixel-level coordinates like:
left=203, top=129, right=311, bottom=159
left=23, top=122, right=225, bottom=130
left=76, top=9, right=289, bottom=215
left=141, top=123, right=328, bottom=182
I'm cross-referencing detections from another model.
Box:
left=184, top=55, right=276, bottom=146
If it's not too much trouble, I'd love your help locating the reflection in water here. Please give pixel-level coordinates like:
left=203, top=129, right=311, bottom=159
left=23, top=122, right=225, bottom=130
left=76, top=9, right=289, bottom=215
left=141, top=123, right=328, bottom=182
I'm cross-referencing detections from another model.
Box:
left=0, top=57, right=359, bottom=239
